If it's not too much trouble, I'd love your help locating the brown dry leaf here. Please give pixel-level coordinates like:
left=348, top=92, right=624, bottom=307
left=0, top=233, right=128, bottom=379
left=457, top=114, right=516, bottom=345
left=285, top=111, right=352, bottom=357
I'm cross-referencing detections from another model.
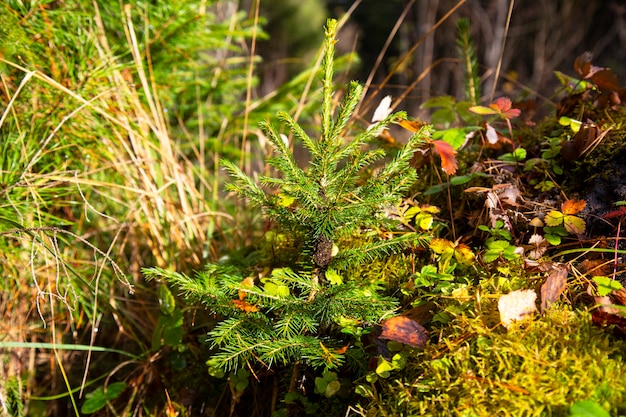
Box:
left=612, top=288, right=626, bottom=306
left=579, top=259, right=611, bottom=277
left=540, top=264, right=569, bottom=313
left=379, top=316, right=428, bottom=348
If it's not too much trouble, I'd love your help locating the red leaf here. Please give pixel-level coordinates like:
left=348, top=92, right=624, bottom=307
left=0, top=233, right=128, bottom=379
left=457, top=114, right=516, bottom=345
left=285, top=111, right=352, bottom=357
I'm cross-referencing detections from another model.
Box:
left=431, top=140, right=458, bottom=175
left=604, top=207, right=626, bottom=219
left=379, top=316, right=428, bottom=348
left=540, top=264, right=568, bottom=313
left=490, top=97, right=521, bottom=119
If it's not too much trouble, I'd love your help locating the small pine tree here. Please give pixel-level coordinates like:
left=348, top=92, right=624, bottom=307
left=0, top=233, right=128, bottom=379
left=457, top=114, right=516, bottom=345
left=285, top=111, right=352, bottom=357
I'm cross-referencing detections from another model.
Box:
left=144, top=19, right=431, bottom=375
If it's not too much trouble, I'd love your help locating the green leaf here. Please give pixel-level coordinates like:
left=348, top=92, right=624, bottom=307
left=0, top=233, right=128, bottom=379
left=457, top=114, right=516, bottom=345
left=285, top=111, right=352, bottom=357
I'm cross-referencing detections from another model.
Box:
left=421, top=95, right=456, bottom=109
left=158, top=284, right=176, bottom=316
left=325, top=380, right=341, bottom=397
left=375, top=357, right=395, bottom=378
left=449, top=174, right=475, bottom=186
left=498, top=147, right=527, bottom=163
left=163, top=309, right=183, bottom=346
left=230, top=368, right=250, bottom=392
left=391, top=353, right=407, bottom=370
left=355, top=384, right=375, bottom=398
left=430, top=108, right=456, bottom=126
left=415, top=213, right=434, bottom=230
left=569, top=399, right=611, bottom=417
left=432, top=127, right=469, bottom=149
left=593, top=276, right=624, bottom=296
left=81, top=382, right=127, bottom=414
left=151, top=308, right=183, bottom=350
left=483, top=249, right=501, bottom=263
left=315, top=371, right=340, bottom=397
left=559, top=116, right=583, bottom=133
left=206, top=357, right=226, bottom=378
left=487, top=240, right=510, bottom=251
left=544, top=234, right=562, bottom=246
left=263, top=280, right=290, bottom=297
left=545, top=210, right=564, bottom=227
left=325, top=268, right=343, bottom=285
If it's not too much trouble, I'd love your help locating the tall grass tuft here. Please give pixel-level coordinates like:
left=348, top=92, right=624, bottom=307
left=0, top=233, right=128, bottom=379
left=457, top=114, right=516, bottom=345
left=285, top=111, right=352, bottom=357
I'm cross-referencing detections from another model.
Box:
left=0, top=0, right=317, bottom=414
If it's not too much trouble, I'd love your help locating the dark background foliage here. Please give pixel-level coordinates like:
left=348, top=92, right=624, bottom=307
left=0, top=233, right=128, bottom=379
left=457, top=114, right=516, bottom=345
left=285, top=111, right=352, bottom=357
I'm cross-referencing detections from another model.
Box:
left=259, top=0, right=626, bottom=116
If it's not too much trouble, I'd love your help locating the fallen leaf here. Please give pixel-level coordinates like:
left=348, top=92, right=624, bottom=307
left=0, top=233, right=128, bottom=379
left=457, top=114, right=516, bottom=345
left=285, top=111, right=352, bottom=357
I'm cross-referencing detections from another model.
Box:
left=498, top=289, right=537, bottom=329
left=499, top=186, right=521, bottom=207
left=579, top=259, right=611, bottom=277
left=238, top=276, right=255, bottom=300
left=540, top=264, right=568, bottom=313
left=379, top=316, right=428, bottom=348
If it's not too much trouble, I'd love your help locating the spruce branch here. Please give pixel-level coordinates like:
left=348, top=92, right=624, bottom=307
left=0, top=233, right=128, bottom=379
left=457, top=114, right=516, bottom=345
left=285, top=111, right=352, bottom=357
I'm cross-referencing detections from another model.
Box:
left=330, top=81, right=362, bottom=140
left=277, top=111, right=320, bottom=158
left=320, top=18, right=337, bottom=143
left=221, top=158, right=268, bottom=207
left=332, top=232, right=430, bottom=269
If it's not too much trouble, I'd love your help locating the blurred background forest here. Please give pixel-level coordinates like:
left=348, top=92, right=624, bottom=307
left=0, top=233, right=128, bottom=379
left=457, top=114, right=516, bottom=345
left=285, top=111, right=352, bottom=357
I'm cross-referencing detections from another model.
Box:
left=258, top=0, right=626, bottom=117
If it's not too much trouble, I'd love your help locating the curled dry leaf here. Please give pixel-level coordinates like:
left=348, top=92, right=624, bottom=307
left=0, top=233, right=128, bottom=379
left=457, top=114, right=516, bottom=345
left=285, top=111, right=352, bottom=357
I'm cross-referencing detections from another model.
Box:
left=379, top=316, right=428, bottom=348
left=540, top=264, right=568, bottom=313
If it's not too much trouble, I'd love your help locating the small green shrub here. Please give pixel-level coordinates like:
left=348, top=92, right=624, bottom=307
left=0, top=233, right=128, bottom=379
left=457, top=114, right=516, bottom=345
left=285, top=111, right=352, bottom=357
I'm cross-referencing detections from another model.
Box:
left=145, top=18, right=433, bottom=413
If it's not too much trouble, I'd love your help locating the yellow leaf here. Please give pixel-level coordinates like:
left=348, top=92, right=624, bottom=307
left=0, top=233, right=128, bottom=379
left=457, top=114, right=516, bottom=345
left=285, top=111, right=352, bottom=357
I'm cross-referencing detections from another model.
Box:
left=277, top=193, right=296, bottom=207
left=421, top=205, right=441, bottom=214
left=417, top=214, right=434, bottom=230
left=545, top=210, right=564, bottom=227
left=429, top=238, right=454, bottom=254
left=564, top=215, right=586, bottom=234
left=453, top=244, right=475, bottom=265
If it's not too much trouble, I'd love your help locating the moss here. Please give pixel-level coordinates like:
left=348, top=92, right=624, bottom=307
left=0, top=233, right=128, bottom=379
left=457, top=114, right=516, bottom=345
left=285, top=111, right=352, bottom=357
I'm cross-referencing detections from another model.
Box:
left=368, top=305, right=626, bottom=416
